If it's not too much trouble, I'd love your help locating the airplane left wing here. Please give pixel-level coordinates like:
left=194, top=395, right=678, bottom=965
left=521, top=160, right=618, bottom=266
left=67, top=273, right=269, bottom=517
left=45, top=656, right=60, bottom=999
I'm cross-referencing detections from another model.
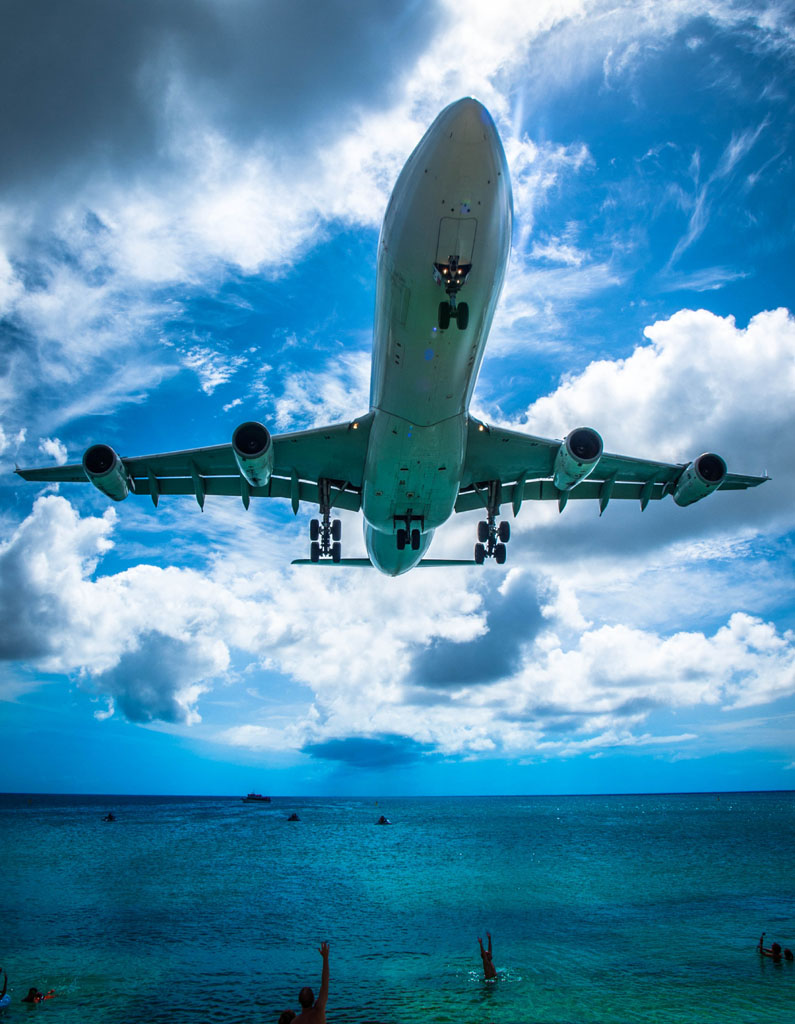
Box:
left=16, top=414, right=373, bottom=513
left=457, top=418, right=769, bottom=515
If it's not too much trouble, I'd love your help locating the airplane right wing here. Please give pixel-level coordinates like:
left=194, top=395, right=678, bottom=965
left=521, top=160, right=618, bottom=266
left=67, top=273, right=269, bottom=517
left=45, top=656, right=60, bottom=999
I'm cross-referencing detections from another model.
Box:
left=457, top=418, right=769, bottom=515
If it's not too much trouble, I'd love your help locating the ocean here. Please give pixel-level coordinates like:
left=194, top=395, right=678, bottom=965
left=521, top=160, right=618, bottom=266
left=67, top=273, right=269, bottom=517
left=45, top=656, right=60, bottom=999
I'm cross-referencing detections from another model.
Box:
left=1, top=792, right=793, bottom=1023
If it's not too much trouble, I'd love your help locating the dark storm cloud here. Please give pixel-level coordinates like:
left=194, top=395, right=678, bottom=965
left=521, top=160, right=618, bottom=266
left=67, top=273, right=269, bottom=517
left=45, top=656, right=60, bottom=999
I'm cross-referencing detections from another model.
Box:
left=0, top=0, right=442, bottom=193
left=411, top=574, right=545, bottom=688
left=303, top=733, right=435, bottom=768
left=91, top=631, right=209, bottom=723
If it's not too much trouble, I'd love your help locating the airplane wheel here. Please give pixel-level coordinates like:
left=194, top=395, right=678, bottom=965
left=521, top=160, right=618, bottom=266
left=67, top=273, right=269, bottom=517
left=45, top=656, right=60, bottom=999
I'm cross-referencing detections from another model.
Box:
left=474, top=543, right=486, bottom=565
left=498, top=521, right=511, bottom=543
left=438, top=301, right=451, bottom=330
left=410, top=528, right=421, bottom=550
left=331, top=542, right=341, bottom=563
left=477, top=520, right=489, bottom=543
left=309, top=519, right=320, bottom=541
left=310, top=541, right=320, bottom=563
left=331, top=519, right=342, bottom=542
left=396, top=528, right=407, bottom=550
left=495, top=542, right=507, bottom=564
left=457, top=302, right=469, bottom=330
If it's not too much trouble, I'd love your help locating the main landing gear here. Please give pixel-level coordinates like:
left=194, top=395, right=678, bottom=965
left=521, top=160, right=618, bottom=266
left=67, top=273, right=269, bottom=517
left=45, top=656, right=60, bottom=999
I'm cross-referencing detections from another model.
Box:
left=309, top=479, right=342, bottom=563
left=434, top=254, right=470, bottom=330
left=394, top=514, right=423, bottom=551
left=474, top=481, right=510, bottom=565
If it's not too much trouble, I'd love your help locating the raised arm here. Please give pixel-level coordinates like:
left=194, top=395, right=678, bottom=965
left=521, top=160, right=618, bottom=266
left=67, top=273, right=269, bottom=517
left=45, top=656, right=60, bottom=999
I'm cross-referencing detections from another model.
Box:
left=316, top=942, right=330, bottom=1011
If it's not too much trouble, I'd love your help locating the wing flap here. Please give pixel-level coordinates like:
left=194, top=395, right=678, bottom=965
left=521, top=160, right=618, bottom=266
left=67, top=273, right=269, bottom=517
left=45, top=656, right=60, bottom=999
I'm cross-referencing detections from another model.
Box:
left=455, top=478, right=669, bottom=513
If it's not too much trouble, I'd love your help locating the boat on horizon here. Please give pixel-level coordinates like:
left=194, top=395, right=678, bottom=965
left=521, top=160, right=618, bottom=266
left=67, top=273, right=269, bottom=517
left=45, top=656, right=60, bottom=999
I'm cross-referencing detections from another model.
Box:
left=242, top=792, right=271, bottom=803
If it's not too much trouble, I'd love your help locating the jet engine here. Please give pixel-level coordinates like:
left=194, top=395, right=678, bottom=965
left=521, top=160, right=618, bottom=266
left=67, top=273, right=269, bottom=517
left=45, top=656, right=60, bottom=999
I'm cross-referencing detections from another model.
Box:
left=82, top=444, right=130, bottom=501
left=672, top=453, right=727, bottom=506
left=553, top=427, right=603, bottom=490
left=232, top=421, right=273, bottom=487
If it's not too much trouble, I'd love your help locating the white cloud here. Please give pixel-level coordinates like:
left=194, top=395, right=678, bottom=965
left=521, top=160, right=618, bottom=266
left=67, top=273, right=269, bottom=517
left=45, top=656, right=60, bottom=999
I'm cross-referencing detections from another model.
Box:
left=517, top=307, right=795, bottom=476
left=37, top=437, right=68, bottom=465
left=2, top=492, right=793, bottom=761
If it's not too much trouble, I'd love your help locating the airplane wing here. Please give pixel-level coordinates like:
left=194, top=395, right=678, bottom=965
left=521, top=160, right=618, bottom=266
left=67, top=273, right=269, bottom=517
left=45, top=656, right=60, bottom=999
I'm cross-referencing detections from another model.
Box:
left=16, top=414, right=373, bottom=513
left=457, top=418, right=769, bottom=515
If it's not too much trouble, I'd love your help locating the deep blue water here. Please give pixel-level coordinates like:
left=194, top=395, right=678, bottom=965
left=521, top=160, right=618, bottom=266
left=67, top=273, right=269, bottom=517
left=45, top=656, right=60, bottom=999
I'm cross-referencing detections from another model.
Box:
left=1, top=792, right=793, bottom=1023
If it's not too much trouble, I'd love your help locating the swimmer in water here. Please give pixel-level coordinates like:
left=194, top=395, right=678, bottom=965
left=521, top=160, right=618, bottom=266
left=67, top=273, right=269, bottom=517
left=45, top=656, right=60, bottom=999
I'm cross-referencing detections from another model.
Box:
left=22, top=987, right=55, bottom=1003
left=758, top=934, right=783, bottom=960
left=0, top=970, right=9, bottom=1008
left=294, top=942, right=329, bottom=1023
left=478, top=932, right=497, bottom=979
left=278, top=1012, right=297, bottom=1023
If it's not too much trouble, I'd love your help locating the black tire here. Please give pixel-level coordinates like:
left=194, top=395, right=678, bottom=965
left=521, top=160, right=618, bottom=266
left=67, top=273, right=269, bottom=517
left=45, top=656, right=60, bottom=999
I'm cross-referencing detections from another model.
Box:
left=331, top=542, right=341, bottom=563
left=411, top=528, right=421, bottom=550
left=477, top=520, right=489, bottom=543
left=456, top=302, right=469, bottom=330
left=309, top=519, right=320, bottom=541
left=396, top=528, right=407, bottom=550
left=438, top=301, right=451, bottom=330
left=331, top=519, right=342, bottom=542
left=474, top=543, right=486, bottom=565
left=495, top=543, right=507, bottom=564
left=310, top=541, right=320, bottom=563
left=498, top=521, right=511, bottom=543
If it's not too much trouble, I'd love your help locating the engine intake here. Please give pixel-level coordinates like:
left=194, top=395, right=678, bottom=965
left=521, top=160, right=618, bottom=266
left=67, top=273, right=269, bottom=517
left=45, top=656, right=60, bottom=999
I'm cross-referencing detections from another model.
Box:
left=673, top=453, right=727, bottom=506
left=82, top=444, right=130, bottom=501
left=553, top=427, right=603, bottom=491
left=232, top=421, right=273, bottom=488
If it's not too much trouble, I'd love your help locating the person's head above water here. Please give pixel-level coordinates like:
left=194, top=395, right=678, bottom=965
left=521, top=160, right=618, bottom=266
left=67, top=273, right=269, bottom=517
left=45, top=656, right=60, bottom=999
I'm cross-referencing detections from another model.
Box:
left=772, top=942, right=782, bottom=957
left=298, top=987, right=314, bottom=1008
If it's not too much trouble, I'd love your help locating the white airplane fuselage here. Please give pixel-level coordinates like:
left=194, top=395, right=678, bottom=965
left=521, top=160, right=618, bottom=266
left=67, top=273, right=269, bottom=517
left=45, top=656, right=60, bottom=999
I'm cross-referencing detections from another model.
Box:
left=362, top=98, right=513, bottom=575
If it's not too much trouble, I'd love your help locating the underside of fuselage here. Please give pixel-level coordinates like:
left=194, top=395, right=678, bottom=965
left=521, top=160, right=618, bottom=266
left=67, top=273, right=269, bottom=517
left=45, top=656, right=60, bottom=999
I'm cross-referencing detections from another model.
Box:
left=361, top=97, right=513, bottom=573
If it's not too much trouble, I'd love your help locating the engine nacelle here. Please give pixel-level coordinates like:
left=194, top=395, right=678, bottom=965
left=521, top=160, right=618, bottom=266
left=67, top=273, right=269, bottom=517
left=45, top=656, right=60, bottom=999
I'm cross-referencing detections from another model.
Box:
left=232, top=421, right=273, bottom=488
left=673, top=453, right=727, bottom=506
left=82, top=444, right=130, bottom=501
left=553, top=427, right=603, bottom=491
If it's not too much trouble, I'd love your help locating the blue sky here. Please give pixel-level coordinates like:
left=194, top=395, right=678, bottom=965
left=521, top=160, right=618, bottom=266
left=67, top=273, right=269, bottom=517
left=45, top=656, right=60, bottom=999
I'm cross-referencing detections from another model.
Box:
left=1, top=0, right=793, bottom=796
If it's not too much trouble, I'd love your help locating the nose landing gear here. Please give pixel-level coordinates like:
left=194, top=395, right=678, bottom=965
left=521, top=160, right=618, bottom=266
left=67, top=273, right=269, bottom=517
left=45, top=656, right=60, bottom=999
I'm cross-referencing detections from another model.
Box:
left=434, top=254, right=471, bottom=330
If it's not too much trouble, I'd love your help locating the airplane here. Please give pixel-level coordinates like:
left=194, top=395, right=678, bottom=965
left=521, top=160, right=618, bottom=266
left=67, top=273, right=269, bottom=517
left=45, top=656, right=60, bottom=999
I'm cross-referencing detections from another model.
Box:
left=16, top=98, right=769, bottom=576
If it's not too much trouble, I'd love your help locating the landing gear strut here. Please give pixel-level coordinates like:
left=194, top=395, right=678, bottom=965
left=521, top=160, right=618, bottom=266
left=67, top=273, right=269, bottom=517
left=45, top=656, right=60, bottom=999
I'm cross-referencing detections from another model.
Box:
left=474, top=480, right=510, bottom=565
left=394, top=513, right=423, bottom=551
left=309, top=478, right=341, bottom=562
left=434, top=254, right=470, bottom=330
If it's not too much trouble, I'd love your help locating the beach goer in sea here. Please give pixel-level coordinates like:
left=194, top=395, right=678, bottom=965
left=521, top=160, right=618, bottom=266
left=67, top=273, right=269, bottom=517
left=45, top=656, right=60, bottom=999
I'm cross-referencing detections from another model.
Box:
left=278, top=1011, right=297, bottom=1023
left=785, top=948, right=794, bottom=961
left=22, top=987, right=55, bottom=1003
left=0, top=970, right=10, bottom=1009
left=294, top=942, right=329, bottom=1023
left=758, top=933, right=782, bottom=961
left=478, top=932, right=497, bottom=979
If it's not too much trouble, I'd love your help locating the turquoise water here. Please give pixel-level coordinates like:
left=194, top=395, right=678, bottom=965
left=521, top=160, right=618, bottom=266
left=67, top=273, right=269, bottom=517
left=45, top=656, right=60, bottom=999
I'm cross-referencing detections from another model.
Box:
left=1, top=792, right=793, bottom=1023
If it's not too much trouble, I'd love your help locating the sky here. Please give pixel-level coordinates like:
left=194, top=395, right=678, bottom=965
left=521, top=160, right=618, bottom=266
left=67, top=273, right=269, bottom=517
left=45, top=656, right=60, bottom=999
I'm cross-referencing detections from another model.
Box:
left=1, top=0, right=794, bottom=796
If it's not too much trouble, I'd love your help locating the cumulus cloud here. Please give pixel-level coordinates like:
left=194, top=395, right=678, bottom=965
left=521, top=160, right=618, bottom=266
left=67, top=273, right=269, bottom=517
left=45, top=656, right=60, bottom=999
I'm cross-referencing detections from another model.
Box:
left=37, top=437, right=68, bottom=464
left=518, top=307, right=793, bottom=484
left=2, top=492, right=793, bottom=762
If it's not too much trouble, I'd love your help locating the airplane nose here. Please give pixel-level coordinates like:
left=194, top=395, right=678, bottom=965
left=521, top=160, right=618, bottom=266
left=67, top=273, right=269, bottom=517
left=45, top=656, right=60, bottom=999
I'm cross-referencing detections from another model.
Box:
left=440, top=97, right=497, bottom=144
